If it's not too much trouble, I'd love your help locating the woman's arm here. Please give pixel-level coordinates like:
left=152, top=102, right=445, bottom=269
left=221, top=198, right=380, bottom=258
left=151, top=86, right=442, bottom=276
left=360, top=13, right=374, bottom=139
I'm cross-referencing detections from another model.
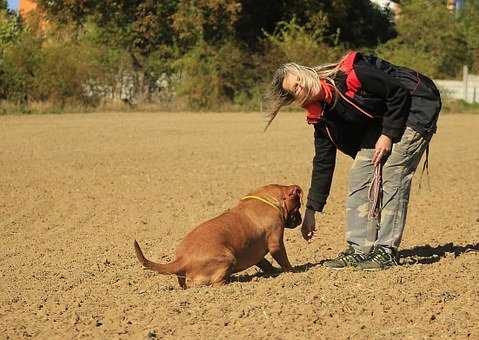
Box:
left=307, top=124, right=337, bottom=212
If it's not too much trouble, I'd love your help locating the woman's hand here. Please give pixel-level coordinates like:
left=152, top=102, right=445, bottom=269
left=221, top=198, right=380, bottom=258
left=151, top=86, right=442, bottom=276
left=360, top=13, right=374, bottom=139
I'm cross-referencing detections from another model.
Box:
left=372, top=134, right=392, bottom=166
left=301, top=208, right=316, bottom=241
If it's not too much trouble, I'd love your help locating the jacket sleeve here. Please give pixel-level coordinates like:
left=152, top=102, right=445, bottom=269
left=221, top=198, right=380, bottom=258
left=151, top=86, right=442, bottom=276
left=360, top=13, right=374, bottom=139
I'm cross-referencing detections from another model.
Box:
left=307, top=124, right=337, bottom=212
left=355, top=62, right=410, bottom=142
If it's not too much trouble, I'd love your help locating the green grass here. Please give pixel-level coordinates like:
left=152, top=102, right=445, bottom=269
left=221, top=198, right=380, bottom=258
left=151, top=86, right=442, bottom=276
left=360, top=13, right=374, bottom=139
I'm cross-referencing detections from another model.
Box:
left=442, top=99, right=479, bottom=114
left=1, top=98, right=478, bottom=115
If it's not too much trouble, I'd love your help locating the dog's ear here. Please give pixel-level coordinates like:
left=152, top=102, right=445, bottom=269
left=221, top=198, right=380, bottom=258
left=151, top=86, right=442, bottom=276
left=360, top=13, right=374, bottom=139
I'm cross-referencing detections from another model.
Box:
left=287, top=185, right=303, bottom=203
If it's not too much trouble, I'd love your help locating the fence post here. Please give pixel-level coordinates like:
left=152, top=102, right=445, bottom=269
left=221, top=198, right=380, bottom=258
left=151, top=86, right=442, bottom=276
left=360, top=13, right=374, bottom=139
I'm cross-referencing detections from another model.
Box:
left=463, top=65, right=469, bottom=102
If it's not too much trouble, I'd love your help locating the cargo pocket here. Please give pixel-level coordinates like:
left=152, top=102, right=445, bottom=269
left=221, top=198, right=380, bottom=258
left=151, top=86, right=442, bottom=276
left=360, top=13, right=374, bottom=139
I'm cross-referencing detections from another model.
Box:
left=391, top=127, right=423, bottom=159
left=347, top=151, right=375, bottom=198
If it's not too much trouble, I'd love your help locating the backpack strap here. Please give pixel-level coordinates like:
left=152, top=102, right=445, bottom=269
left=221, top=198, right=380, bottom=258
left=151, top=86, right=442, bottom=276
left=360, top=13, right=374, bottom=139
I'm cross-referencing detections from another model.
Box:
left=339, top=51, right=357, bottom=73
left=339, top=51, right=361, bottom=98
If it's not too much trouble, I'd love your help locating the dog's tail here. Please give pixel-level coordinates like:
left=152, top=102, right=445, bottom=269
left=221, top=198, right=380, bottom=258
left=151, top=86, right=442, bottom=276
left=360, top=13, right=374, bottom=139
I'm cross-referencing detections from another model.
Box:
left=134, top=240, right=180, bottom=275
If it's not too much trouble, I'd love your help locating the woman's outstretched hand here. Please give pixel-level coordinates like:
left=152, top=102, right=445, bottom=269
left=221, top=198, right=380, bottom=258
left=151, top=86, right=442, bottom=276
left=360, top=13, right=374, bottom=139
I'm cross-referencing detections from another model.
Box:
left=301, top=208, right=316, bottom=241
left=372, top=134, right=392, bottom=166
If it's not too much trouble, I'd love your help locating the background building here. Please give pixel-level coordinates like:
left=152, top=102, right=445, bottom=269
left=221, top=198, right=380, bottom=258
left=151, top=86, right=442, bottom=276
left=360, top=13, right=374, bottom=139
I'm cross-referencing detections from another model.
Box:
left=18, top=0, right=36, bottom=15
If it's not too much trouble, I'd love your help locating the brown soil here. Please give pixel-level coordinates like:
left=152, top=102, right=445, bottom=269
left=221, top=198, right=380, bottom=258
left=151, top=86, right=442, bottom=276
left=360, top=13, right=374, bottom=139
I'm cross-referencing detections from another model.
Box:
left=1, top=112, right=478, bottom=339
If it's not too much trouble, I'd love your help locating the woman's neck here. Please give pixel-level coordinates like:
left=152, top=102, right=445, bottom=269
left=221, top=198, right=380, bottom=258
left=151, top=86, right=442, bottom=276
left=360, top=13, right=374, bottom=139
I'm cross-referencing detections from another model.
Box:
left=307, top=80, right=332, bottom=104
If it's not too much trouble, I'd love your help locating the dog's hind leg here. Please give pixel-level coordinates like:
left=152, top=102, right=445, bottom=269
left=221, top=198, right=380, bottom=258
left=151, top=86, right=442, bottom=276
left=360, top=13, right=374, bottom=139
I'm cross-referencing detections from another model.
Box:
left=207, top=258, right=234, bottom=287
left=210, top=266, right=231, bottom=287
left=211, top=279, right=226, bottom=287
left=188, top=254, right=234, bottom=287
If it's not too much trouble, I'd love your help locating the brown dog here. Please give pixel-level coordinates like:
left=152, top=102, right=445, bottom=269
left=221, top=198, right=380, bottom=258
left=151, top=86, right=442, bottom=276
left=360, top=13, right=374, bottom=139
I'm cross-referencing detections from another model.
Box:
left=134, top=184, right=302, bottom=288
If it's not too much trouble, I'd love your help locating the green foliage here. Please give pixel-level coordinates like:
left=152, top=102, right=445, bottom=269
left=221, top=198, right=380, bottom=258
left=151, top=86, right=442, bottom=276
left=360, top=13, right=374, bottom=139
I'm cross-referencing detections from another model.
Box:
left=457, top=1, right=479, bottom=72
left=1, top=0, right=477, bottom=113
left=0, top=29, right=43, bottom=104
left=263, top=17, right=343, bottom=67
left=235, top=0, right=396, bottom=50
left=173, top=0, right=241, bottom=51
left=0, top=26, right=105, bottom=107
left=0, top=6, right=20, bottom=46
left=319, top=0, right=397, bottom=48
left=35, top=41, right=102, bottom=106
left=35, top=1, right=179, bottom=68
left=174, top=40, right=257, bottom=109
left=442, top=99, right=479, bottom=114
left=377, top=0, right=473, bottom=78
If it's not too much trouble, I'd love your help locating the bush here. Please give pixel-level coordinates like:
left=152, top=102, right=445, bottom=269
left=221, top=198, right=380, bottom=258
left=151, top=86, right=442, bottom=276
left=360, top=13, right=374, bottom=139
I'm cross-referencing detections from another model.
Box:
left=457, top=1, right=479, bottom=73
left=174, top=40, right=259, bottom=110
left=0, top=29, right=43, bottom=105
left=34, top=41, right=102, bottom=106
left=377, top=0, right=473, bottom=78
left=262, top=18, right=344, bottom=68
left=1, top=24, right=107, bottom=108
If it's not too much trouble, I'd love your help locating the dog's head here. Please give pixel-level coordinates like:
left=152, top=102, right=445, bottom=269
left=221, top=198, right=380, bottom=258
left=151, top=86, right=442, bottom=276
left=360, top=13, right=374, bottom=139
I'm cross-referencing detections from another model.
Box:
left=247, top=184, right=303, bottom=228
left=282, top=185, right=303, bottom=229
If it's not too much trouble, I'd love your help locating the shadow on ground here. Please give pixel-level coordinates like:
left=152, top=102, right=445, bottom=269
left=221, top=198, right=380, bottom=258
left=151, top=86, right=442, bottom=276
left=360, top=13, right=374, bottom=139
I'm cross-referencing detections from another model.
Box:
left=231, top=243, right=479, bottom=282
left=230, top=261, right=322, bottom=283
left=399, top=242, right=479, bottom=265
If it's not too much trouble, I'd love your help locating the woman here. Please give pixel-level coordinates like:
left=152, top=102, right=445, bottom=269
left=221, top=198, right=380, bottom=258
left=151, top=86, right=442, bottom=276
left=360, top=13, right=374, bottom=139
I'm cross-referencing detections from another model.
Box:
left=266, top=51, right=441, bottom=270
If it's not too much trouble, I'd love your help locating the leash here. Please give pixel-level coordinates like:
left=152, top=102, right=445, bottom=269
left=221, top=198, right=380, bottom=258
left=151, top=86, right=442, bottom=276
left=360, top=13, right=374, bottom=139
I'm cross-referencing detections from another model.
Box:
left=337, top=90, right=376, bottom=119
left=338, top=88, right=383, bottom=219
left=418, top=144, right=430, bottom=191
left=367, top=141, right=430, bottom=221
left=368, top=164, right=383, bottom=221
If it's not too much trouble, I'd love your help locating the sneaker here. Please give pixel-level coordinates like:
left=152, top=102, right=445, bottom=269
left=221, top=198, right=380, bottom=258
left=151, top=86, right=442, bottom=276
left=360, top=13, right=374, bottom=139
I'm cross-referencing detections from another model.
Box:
left=323, top=246, right=367, bottom=269
left=356, top=246, right=399, bottom=271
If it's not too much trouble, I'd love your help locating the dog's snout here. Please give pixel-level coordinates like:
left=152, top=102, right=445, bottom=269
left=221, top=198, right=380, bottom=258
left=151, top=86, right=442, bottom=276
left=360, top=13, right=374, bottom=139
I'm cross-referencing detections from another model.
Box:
left=286, top=210, right=302, bottom=229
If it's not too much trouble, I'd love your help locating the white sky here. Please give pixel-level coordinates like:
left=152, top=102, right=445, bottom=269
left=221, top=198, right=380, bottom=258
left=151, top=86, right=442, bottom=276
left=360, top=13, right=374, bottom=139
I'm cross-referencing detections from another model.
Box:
left=7, top=0, right=19, bottom=10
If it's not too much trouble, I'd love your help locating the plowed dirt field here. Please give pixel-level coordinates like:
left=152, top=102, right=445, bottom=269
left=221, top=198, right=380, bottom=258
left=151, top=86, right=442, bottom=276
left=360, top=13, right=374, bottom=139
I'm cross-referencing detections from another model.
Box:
left=1, top=112, right=478, bottom=339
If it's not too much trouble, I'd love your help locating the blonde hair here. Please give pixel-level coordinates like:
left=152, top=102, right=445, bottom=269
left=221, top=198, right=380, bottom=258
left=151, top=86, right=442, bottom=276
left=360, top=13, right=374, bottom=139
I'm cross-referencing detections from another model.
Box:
left=264, top=54, right=350, bottom=131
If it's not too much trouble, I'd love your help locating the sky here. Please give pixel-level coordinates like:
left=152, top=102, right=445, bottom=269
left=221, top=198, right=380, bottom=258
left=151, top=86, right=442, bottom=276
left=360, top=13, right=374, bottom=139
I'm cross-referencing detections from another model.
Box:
left=7, top=0, right=19, bottom=10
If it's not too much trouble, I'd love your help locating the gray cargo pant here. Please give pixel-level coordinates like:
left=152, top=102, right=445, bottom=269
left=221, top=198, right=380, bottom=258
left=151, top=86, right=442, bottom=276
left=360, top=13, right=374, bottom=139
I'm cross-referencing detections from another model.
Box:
left=346, top=127, right=431, bottom=254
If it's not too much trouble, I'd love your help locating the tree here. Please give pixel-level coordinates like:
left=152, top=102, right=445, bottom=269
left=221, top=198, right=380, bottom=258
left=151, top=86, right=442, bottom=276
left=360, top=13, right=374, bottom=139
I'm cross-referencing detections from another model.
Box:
left=0, top=2, right=21, bottom=46
left=235, top=0, right=396, bottom=50
left=0, top=0, right=411, bottom=110
left=378, top=0, right=472, bottom=78
left=457, top=1, right=479, bottom=72
left=262, top=17, right=343, bottom=67
left=34, top=1, right=179, bottom=101
left=172, top=0, right=241, bottom=51
left=36, top=1, right=178, bottom=57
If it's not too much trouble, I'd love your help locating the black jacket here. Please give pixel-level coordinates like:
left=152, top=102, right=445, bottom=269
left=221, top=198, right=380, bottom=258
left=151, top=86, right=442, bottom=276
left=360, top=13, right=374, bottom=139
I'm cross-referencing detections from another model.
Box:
left=306, top=52, right=442, bottom=212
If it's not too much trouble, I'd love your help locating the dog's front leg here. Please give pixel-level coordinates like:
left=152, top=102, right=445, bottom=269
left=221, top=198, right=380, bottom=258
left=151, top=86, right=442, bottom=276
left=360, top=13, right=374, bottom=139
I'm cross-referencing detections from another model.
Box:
left=268, top=237, right=292, bottom=272
left=256, top=258, right=276, bottom=273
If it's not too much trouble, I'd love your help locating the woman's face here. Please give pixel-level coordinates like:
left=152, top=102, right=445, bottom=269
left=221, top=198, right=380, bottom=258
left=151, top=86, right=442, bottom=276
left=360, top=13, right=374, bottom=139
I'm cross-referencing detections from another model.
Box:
left=282, top=71, right=320, bottom=105
left=282, top=72, right=305, bottom=101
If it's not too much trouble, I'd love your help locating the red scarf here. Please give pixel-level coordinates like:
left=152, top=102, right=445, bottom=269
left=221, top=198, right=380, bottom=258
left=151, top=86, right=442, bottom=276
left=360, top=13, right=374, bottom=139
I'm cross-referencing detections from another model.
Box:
left=303, top=80, right=334, bottom=124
